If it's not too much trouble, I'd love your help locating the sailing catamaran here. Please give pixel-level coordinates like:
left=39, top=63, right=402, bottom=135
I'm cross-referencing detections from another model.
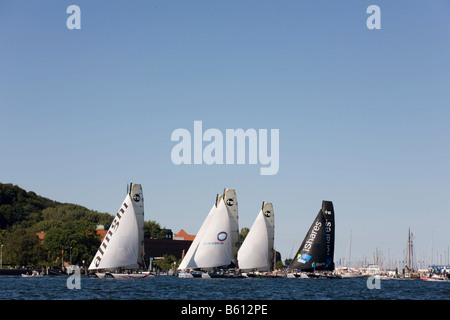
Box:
left=287, top=200, right=336, bottom=279
left=177, top=189, right=239, bottom=278
left=88, top=183, right=154, bottom=279
left=238, top=202, right=276, bottom=277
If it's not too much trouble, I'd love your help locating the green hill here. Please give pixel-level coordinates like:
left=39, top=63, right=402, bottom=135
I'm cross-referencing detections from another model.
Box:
left=0, top=183, right=113, bottom=267
left=0, top=183, right=171, bottom=268
left=0, top=183, right=113, bottom=230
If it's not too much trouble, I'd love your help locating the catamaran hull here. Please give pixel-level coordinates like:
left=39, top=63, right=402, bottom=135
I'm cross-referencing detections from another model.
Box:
left=178, top=271, right=204, bottom=278
left=110, top=272, right=154, bottom=280
left=178, top=272, right=194, bottom=278
left=287, top=272, right=336, bottom=279
left=95, top=272, right=106, bottom=278
left=287, top=273, right=309, bottom=279
left=95, top=272, right=154, bottom=279
left=243, top=272, right=280, bottom=278
left=201, top=272, right=246, bottom=279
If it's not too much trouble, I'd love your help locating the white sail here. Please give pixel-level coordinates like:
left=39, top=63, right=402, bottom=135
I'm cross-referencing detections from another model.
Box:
left=194, top=199, right=232, bottom=268
left=178, top=203, right=216, bottom=270
left=89, top=194, right=139, bottom=270
left=238, top=202, right=275, bottom=271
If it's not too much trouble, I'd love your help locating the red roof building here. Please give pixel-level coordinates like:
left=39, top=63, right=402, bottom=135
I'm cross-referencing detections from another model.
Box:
left=95, top=226, right=108, bottom=242
left=173, top=229, right=196, bottom=241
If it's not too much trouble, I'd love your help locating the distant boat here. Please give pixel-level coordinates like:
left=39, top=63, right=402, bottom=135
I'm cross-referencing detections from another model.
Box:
left=420, top=273, right=449, bottom=282
left=88, top=183, right=154, bottom=279
left=178, top=189, right=239, bottom=279
left=21, top=270, right=43, bottom=278
left=238, top=202, right=276, bottom=278
left=287, top=200, right=336, bottom=279
left=420, top=275, right=449, bottom=282
left=335, top=267, right=363, bottom=278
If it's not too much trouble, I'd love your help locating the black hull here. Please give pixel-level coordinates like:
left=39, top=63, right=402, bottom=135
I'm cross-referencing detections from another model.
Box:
left=245, top=272, right=280, bottom=279
left=206, top=273, right=246, bottom=279
left=290, top=272, right=337, bottom=279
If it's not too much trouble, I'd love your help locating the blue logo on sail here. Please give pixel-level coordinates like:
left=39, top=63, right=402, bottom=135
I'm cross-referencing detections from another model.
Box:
left=297, top=253, right=312, bottom=264
left=217, top=231, right=228, bottom=242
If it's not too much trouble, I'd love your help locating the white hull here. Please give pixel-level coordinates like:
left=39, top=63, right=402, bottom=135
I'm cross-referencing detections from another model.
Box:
left=337, top=272, right=363, bottom=279
left=110, top=272, right=154, bottom=280
left=178, top=272, right=194, bottom=278
left=21, top=273, right=43, bottom=278
left=95, top=271, right=154, bottom=279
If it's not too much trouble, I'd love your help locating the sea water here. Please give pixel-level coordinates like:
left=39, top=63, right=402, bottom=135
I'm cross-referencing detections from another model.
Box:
left=0, top=275, right=448, bottom=300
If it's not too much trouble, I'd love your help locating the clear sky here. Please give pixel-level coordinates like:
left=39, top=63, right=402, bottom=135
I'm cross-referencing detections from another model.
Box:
left=1, top=1, right=449, bottom=267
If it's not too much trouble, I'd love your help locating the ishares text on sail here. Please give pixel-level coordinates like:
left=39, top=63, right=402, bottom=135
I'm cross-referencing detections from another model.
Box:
left=171, top=121, right=279, bottom=175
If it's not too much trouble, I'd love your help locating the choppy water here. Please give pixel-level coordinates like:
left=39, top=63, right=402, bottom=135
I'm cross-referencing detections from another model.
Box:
left=0, top=275, right=449, bottom=300
left=1, top=275, right=448, bottom=319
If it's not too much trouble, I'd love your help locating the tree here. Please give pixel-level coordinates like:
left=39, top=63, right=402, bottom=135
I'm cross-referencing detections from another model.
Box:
left=0, top=183, right=112, bottom=230
left=0, top=183, right=57, bottom=229
left=153, top=254, right=177, bottom=271
left=42, top=221, right=100, bottom=266
left=237, top=227, right=250, bottom=250
left=4, top=227, right=45, bottom=266
left=284, top=258, right=293, bottom=266
left=144, top=220, right=168, bottom=239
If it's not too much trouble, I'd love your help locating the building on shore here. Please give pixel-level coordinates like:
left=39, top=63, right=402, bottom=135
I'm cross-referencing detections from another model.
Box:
left=35, top=227, right=195, bottom=263
left=173, top=229, right=196, bottom=241
left=144, top=229, right=195, bottom=261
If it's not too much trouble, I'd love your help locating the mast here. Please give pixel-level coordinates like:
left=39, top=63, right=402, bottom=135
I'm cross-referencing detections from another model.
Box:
left=224, top=189, right=238, bottom=266
left=411, top=231, right=414, bottom=270
left=431, top=232, right=434, bottom=266
left=345, top=231, right=352, bottom=267
left=406, top=228, right=415, bottom=271
left=263, top=202, right=275, bottom=270
left=130, top=183, right=144, bottom=267
left=408, top=228, right=411, bottom=269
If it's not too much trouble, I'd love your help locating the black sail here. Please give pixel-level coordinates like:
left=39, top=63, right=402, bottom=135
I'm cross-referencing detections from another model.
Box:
left=289, top=201, right=335, bottom=272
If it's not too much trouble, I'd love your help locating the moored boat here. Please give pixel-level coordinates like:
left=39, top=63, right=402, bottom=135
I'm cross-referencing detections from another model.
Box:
left=21, top=270, right=43, bottom=278
left=420, top=274, right=449, bottom=282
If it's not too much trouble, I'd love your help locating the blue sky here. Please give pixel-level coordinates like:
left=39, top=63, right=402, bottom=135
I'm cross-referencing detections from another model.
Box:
left=1, top=1, right=449, bottom=266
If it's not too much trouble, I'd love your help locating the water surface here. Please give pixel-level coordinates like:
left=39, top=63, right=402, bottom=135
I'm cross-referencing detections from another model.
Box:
left=1, top=275, right=448, bottom=300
